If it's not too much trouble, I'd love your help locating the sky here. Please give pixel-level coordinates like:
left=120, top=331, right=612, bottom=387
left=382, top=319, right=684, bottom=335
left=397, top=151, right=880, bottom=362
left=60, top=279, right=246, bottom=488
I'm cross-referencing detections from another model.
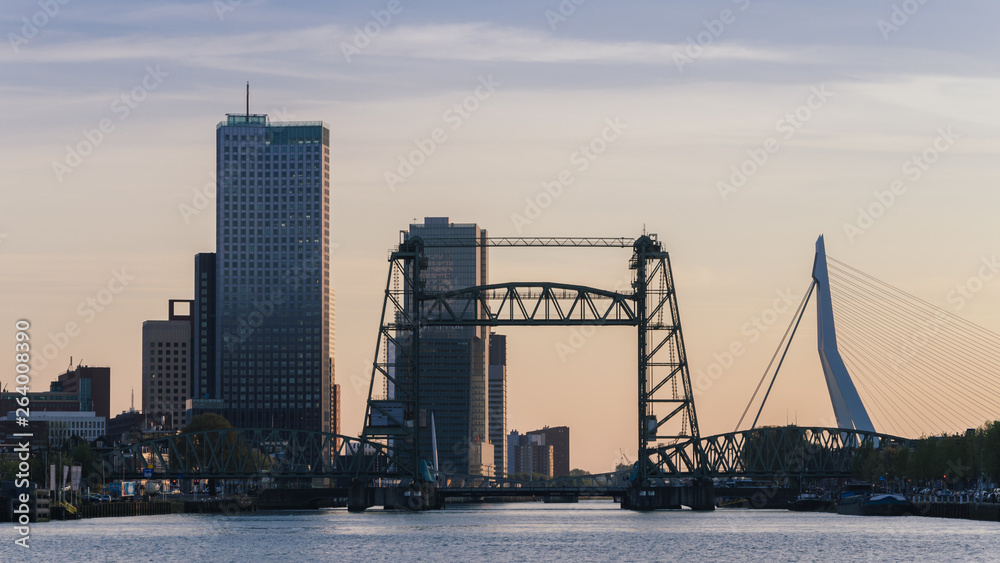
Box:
left=2, top=0, right=999, bottom=474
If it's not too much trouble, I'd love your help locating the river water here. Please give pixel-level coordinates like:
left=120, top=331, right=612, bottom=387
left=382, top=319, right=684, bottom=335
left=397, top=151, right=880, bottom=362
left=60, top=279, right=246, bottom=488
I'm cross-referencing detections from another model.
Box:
left=3, top=501, right=997, bottom=562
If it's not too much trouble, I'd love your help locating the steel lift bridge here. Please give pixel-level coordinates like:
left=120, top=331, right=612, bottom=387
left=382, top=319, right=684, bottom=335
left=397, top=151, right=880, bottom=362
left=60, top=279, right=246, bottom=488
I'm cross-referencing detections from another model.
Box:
left=104, top=234, right=915, bottom=511
left=357, top=233, right=712, bottom=510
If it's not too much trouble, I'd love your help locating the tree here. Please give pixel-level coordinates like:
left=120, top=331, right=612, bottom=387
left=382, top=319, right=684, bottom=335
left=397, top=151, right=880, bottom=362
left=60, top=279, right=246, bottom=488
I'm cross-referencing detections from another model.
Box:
left=892, top=446, right=910, bottom=479
left=178, top=413, right=234, bottom=493
left=182, top=413, right=232, bottom=434
left=983, top=422, right=999, bottom=478
left=71, top=443, right=98, bottom=481
left=0, top=458, right=17, bottom=481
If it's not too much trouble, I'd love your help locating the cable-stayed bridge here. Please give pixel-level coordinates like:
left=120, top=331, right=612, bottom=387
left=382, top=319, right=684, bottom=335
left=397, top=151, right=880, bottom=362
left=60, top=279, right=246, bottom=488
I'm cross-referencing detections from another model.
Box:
left=105, top=233, right=1000, bottom=510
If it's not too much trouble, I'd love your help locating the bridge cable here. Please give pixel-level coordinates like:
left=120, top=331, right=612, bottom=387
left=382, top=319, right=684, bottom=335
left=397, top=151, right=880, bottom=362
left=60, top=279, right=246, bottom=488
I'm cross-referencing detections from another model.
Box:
left=832, top=300, right=998, bottom=424
left=832, top=313, right=970, bottom=430
left=824, top=257, right=1000, bottom=436
left=829, top=262, right=1000, bottom=375
left=829, top=282, right=995, bottom=425
left=829, top=256, right=1000, bottom=342
left=749, top=281, right=817, bottom=431
left=828, top=264, right=1000, bottom=382
left=828, top=281, right=1000, bottom=415
left=733, top=281, right=815, bottom=432
left=829, top=269, right=1000, bottom=409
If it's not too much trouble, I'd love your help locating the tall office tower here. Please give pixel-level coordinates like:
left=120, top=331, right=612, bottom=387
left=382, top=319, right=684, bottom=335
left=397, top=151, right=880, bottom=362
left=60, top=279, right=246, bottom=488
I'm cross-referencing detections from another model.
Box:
left=142, top=301, right=193, bottom=432
left=215, top=112, right=334, bottom=433
left=193, top=253, right=217, bottom=401
left=186, top=252, right=225, bottom=424
left=488, top=332, right=507, bottom=477
left=401, top=217, right=490, bottom=475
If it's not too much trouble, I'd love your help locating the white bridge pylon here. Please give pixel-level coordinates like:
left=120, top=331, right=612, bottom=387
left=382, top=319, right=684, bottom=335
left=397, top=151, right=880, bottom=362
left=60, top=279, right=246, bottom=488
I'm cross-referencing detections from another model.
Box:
left=813, top=235, right=876, bottom=433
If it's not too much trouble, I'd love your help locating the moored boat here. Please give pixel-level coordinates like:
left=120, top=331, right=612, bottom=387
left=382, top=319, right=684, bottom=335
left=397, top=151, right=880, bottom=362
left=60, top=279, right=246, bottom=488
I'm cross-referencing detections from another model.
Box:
left=861, top=493, right=915, bottom=516
left=790, top=491, right=833, bottom=512
left=837, top=492, right=915, bottom=516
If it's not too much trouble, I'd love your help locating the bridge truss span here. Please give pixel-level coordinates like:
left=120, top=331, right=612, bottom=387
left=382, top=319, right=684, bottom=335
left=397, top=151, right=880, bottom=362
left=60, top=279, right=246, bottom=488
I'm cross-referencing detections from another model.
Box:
left=421, top=282, right=637, bottom=326
left=658, top=426, right=910, bottom=479
left=103, top=428, right=398, bottom=480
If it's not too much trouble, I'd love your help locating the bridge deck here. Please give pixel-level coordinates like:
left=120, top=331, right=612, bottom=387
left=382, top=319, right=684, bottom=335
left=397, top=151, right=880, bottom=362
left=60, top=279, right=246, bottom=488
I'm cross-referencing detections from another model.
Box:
left=438, top=487, right=625, bottom=498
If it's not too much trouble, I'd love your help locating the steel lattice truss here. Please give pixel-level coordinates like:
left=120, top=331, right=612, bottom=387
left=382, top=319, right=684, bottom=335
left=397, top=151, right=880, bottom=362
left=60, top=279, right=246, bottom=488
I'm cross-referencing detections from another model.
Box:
left=632, top=236, right=703, bottom=482
left=658, top=426, right=910, bottom=478
left=412, top=237, right=636, bottom=248
left=359, top=233, right=704, bottom=484
left=103, top=428, right=397, bottom=480
left=421, top=282, right=636, bottom=326
left=362, top=239, right=424, bottom=478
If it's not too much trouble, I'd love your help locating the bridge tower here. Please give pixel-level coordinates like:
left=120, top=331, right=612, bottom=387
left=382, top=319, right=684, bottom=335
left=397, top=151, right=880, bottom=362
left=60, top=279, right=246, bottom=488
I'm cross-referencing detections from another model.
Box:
left=361, top=236, right=426, bottom=482
left=813, top=235, right=875, bottom=433
left=632, top=236, right=703, bottom=482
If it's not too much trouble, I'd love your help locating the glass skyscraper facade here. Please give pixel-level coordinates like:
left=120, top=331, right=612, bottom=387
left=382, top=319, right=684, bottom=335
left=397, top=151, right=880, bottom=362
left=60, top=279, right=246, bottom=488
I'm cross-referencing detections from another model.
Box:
left=215, top=113, right=334, bottom=433
left=488, top=332, right=507, bottom=477
left=193, top=252, right=217, bottom=400
left=402, top=217, right=490, bottom=475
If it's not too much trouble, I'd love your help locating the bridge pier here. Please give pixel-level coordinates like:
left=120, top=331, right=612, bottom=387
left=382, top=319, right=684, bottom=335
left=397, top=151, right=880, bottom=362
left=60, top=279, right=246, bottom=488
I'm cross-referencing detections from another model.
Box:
left=348, top=481, right=443, bottom=512
left=621, top=480, right=714, bottom=511
left=347, top=480, right=372, bottom=513
left=388, top=483, right=442, bottom=511
left=684, top=478, right=716, bottom=511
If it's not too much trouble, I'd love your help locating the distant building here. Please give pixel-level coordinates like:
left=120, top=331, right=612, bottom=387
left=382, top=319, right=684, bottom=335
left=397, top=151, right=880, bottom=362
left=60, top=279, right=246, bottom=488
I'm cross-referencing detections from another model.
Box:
left=0, top=420, right=48, bottom=450
left=53, top=365, right=111, bottom=421
left=488, top=332, right=507, bottom=477
left=7, top=411, right=104, bottom=448
left=507, top=430, right=553, bottom=477
left=106, top=409, right=147, bottom=446
left=193, top=252, right=218, bottom=401
left=527, top=426, right=570, bottom=477
left=187, top=252, right=223, bottom=425
left=332, top=383, right=341, bottom=445
left=1, top=366, right=110, bottom=420
left=0, top=390, right=79, bottom=416
left=142, top=301, right=193, bottom=432
left=396, top=217, right=489, bottom=475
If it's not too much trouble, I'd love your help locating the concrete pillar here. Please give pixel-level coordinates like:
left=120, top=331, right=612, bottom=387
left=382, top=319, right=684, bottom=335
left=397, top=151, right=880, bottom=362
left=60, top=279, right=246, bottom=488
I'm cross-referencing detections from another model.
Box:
left=347, top=479, right=370, bottom=513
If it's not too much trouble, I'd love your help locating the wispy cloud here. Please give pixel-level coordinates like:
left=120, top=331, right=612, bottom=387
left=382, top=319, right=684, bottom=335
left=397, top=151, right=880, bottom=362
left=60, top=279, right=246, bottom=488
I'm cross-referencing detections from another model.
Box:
left=0, top=22, right=801, bottom=69
left=370, top=23, right=800, bottom=65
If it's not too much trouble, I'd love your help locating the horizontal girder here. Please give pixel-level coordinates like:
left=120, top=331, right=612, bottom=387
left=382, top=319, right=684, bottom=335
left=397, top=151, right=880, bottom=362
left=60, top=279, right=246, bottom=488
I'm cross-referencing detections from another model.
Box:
left=421, top=282, right=637, bottom=326
left=404, top=236, right=639, bottom=249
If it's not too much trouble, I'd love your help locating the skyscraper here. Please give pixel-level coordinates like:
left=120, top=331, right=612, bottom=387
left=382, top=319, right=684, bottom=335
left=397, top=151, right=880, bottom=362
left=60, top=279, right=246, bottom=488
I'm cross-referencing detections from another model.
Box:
left=142, top=301, right=193, bottom=432
left=402, top=217, right=490, bottom=475
left=488, top=332, right=507, bottom=477
left=215, top=112, right=334, bottom=433
left=187, top=253, right=225, bottom=424
left=193, top=253, right=217, bottom=401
